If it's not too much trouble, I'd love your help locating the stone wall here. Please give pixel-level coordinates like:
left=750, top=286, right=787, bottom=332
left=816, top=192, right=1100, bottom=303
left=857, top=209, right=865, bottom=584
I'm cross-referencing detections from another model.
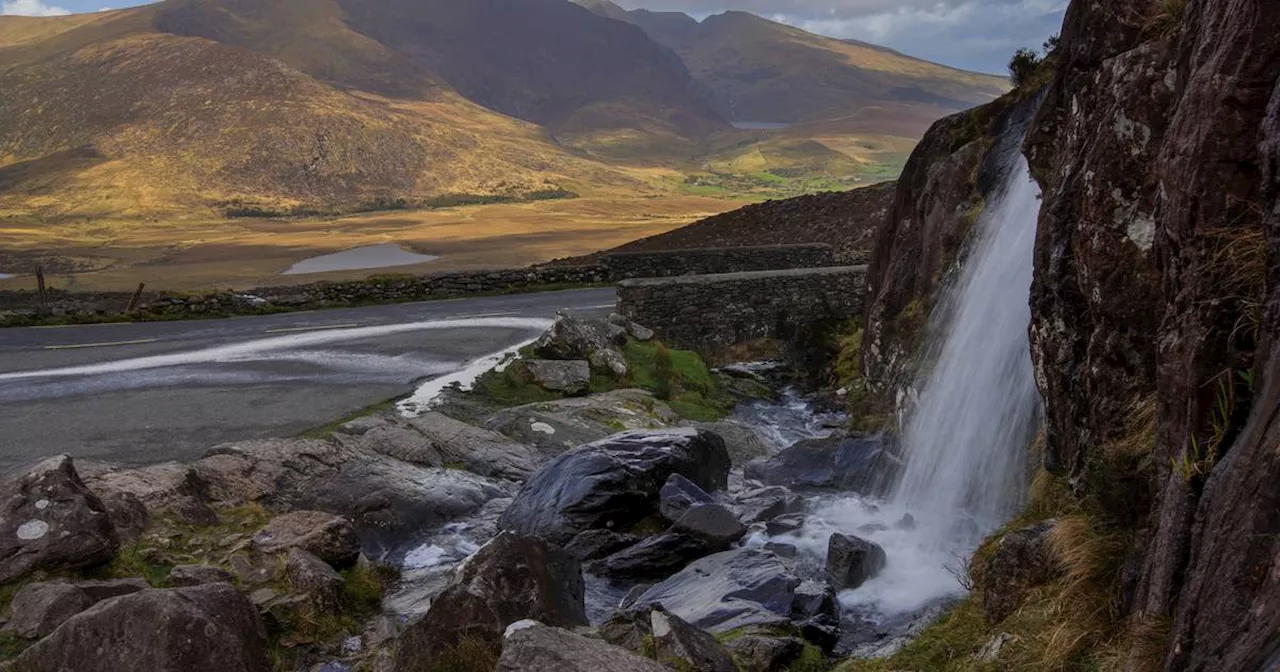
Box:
left=601, top=244, right=834, bottom=279
left=0, top=265, right=609, bottom=324
left=616, top=266, right=867, bottom=353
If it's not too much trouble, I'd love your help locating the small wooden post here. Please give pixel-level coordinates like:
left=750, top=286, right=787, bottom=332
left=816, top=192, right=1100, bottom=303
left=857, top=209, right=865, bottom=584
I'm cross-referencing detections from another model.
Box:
left=36, top=266, right=47, bottom=314
left=126, top=282, right=146, bottom=314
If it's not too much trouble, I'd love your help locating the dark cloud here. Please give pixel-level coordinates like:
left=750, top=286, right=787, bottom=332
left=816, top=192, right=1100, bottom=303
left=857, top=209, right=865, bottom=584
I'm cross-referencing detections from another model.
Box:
left=617, top=0, right=1067, bottom=73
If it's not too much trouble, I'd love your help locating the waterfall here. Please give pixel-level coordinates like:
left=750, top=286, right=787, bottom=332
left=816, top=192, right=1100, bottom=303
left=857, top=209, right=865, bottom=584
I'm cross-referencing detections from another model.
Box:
left=891, top=156, right=1043, bottom=533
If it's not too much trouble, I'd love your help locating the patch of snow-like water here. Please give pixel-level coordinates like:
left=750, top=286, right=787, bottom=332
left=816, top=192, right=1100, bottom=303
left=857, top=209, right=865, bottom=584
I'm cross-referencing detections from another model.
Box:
left=734, top=385, right=844, bottom=451
left=397, top=333, right=546, bottom=415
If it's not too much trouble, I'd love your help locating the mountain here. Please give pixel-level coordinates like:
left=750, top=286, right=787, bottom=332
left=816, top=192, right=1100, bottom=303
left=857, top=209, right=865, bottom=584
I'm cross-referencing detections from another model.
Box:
left=578, top=3, right=1008, bottom=123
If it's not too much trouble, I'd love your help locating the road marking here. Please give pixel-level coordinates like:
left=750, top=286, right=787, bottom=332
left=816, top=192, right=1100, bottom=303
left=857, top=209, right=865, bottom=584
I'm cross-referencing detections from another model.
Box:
left=447, top=311, right=517, bottom=320
left=585, top=303, right=616, bottom=309
left=44, top=338, right=158, bottom=350
left=264, top=323, right=360, bottom=334
left=32, top=322, right=132, bottom=329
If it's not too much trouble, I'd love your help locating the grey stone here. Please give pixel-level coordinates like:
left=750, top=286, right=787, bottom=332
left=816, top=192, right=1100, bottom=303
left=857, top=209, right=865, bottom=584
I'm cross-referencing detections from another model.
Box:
left=4, top=583, right=94, bottom=639
left=98, top=492, right=149, bottom=544
left=393, top=533, right=587, bottom=671
left=285, top=548, right=344, bottom=612
left=499, top=428, right=732, bottom=546
left=483, top=389, right=679, bottom=455
left=83, top=461, right=217, bottom=525
left=562, top=529, right=641, bottom=562
left=168, top=564, right=235, bottom=587
left=252, top=510, right=359, bottom=567
left=10, top=584, right=271, bottom=672
left=518, top=360, right=591, bottom=396
left=672, top=503, right=747, bottom=547
left=658, top=473, right=714, bottom=523
left=588, top=347, right=628, bottom=377
left=724, top=635, right=807, bottom=672
left=765, top=513, right=806, bottom=536
left=0, top=455, right=118, bottom=584
left=73, top=578, right=149, bottom=602
left=633, top=548, right=803, bottom=633
left=591, top=532, right=717, bottom=580
left=532, top=316, right=626, bottom=362
left=763, top=542, right=798, bottom=559
left=731, top=486, right=806, bottom=524
left=406, top=412, right=540, bottom=479
left=981, top=521, right=1058, bottom=624
left=687, top=420, right=775, bottom=465
left=743, top=435, right=896, bottom=493
left=825, top=533, right=886, bottom=590
left=650, top=608, right=738, bottom=672
left=496, top=623, right=666, bottom=672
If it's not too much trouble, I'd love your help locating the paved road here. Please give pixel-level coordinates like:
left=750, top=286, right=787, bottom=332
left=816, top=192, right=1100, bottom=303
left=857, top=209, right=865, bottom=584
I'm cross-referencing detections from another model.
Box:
left=0, top=288, right=616, bottom=475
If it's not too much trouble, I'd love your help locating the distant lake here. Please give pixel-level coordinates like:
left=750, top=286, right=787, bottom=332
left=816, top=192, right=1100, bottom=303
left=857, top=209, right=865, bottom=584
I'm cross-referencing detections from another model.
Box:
left=0, top=273, right=13, bottom=280
left=730, top=121, right=792, bottom=130
left=282, top=244, right=439, bottom=276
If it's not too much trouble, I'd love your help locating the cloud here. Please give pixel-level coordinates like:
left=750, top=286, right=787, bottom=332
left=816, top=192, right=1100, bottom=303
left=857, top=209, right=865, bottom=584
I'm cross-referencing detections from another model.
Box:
left=1, top=0, right=71, bottom=15
left=619, top=0, right=1068, bottom=73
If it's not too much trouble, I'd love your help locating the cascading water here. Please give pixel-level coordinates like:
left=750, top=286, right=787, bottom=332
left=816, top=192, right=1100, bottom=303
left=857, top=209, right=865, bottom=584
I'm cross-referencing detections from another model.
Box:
left=891, top=156, right=1043, bottom=532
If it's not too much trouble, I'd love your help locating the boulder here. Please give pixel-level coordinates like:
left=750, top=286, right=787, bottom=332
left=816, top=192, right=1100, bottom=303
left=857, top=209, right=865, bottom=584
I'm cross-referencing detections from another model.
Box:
left=83, top=462, right=217, bottom=525
left=633, top=548, right=803, bottom=633
left=981, top=521, right=1059, bottom=624
left=97, top=491, right=149, bottom=544
left=483, top=389, right=679, bottom=455
left=791, top=580, right=841, bottom=652
left=533, top=316, right=625, bottom=361
left=608, top=313, right=655, bottom=342
left=658, top=473, right=714, bottom=523
left=168, top=564, right=236, bottom=587
left=672, top=504, right=747, bottom=547
left=764, top=513, right=806, bottom=536
left=393, top=532, right=587, bottom=671
left=72, top=578, right=149, bottom=602
left=498, top=428, right=731, bottom=546
left=332, top=415, right=445, bottom=467
left=590, top=533, right=717, bottom=581
left=516, top=360, right=591, bottom=396
left=650, top=608, right=739, bottom=672
left=406, top=412, right=541, bottom=480
left=0, top=455, right=118, bottom=584
left=763, top=542, right=798, bottom=559
left=562, top=529, right=641, bottom=562
left=285, top=548, right=344, bottom=612
left=192, top=438, right=352, bottom=507
left=252, top=511, right=359, bottom=568
left=825, top=533, right=887, bottom=590
left=4, top=583, right=94, bottom=640
left=588, top=348, right=628, bottom=377
left=496, top=623, right=666, bottom=672
left=730, top=486, right=806, bottom=524
left=687, top=420, right=775, bottom=465
left=10, top=584, right=271, bottom=672
left=743, top=435, right=897, bottom=493
left=724, top=635, right=807, bottom=672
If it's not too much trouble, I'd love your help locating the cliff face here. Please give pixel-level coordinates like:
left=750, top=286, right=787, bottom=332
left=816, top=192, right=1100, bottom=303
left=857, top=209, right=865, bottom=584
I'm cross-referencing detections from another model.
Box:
left=860, top=0, right=1280, bottom=667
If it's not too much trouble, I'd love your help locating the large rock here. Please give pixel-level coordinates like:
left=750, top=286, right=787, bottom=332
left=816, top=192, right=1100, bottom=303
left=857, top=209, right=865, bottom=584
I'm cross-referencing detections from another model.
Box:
left=744, top=435, right=897, bottom=493
left=724, top=635, right=807, bottom=672
left=10, top=584, right=271, bottom=672
left=650, top=608, right=738, bottom=672
left=496, top=623, right=666, bottom=672
left=394, top=532, right=587, bottom=671
left=483, top=389, right=679, bottom=455
left=562, top=529, right=641, bottom=562
left=83, top=461, right=216, bottom=525
left=192, top=438, right=351, bottom=507
left=590, top=532, right=717, bottom=581
left=673, top=503, right=747, bottom=547
left=0, top=456, right=118, bottom=584
left=658, top=473, right=714, bottom=523
left=730, top=486, right=806, bottom=524
left=284, top=548, right=344, bottom=612
left=406, top=412, right=541, bottom=480
left=516, top=360, right=591, bottom=396
left=687, top=420, right=775, bottom=465
left=252, top=510, right=360, bottom=567
left=632, top=548, right=803, bottom=633
left=3, top=583, right=94, bottom=640
left=498, top=428, right=731, bottom=546
left=533, top=316, right=626, bottom=362
left=981, top=521, right=1059, bottom=623
left=825, top=533, right=887, bottom=590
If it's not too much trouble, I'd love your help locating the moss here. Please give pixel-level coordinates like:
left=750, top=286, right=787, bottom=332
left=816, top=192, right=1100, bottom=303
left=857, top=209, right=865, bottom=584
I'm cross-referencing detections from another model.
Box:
left=472, top=362, right=563, bottom=407
left=787, top=641, right=828, bottom=672
left=300, top=396, right=402, bottom=438
left=621, top=340, right=733, bottom=421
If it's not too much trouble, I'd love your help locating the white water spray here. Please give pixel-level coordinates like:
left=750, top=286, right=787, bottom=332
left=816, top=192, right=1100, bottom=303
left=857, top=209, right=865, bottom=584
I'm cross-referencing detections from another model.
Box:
left=892, top=156, right=1043, bottom=532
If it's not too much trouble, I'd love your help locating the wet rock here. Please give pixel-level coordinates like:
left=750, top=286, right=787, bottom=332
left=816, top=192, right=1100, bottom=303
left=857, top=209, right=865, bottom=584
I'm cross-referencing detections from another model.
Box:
left=597, top=609, right=653, bottom=653
left=498, top=428, right=731, bottom=546
left=650, top=608, right=738, bottom=672
left=825, top=533, right=886, bottom=590
left=619, top=583, right=652, bottom=609
left=285, top=548, right=344, bottom=612
left=658, top=473, right=714, bottom=522
left=856, top=522, right=889, bottom=535
left=332, top=415, right=444, bottom=467
left=591, top=532, right=716, bottom=580
left=168, top=564, right=236, bottom=587
left=686, top=420, right=775, bottom=465
left=791, top=581, right=841, bottom=652
left=496, top=623, right=666, bottom=672
left=562, top=529, right=641, bottom=562
left=406, top=412, right=540, bottom=480
left=532, top=316, right=625, bottom=362
left=4, top=583, right=94, bottom=639
left=981, top=521, right=1058, bottom=624
left=763, top=542, right=797, bottom=559
left=724, top=634, right=807, bottom=672
left=765, top=513, right=806, bottom=536
left=84, top=461, right=217, bottom=525
left=394, top=532, right=587, bottom=670
left=731, top=486, right=805, bottom=524
left=10, top=584, right=270, bottom=672
left=0, top=455, right=118, bottom=584
left=484, top=389, right=680, bottom=454
left=672, top=503, right=747, bottom=547
left=73, top=578, right=149, bottom=602
left=744, top=435, right=896, bottom=493
left=894, top=513, right=917, bottom=530
left=252, top=511, right=359, bottom=568
left=516, top=359, right=591, bottom=396
left=633, top=548, right=803, bottom=633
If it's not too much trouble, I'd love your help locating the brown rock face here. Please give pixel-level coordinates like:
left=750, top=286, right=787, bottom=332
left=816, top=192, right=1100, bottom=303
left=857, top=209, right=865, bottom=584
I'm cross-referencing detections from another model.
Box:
left=10, top=584, right=271, bottom=672
left=252, top=510, right=360, bottom=568
left=393, top=532, right=588, bottom=671
left=0, top=455, right=119, bottom=584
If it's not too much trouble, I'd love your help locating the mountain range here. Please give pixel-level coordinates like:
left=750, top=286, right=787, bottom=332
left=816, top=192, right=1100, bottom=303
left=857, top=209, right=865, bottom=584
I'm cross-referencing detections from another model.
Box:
left=0, top=0, right=1008, bottom=221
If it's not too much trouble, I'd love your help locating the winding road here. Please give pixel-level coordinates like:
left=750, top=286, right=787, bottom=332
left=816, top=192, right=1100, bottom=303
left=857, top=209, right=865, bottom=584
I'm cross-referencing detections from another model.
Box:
left=0, top=288, right=616, bottom=475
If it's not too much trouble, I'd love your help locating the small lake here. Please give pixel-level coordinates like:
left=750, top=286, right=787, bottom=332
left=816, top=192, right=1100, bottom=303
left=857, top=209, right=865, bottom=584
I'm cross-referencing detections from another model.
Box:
left=0, top=273, right=13, bottom=280
left=730, top=121, right=793, bottom=130
left=283, top=243, right=439, bottom=276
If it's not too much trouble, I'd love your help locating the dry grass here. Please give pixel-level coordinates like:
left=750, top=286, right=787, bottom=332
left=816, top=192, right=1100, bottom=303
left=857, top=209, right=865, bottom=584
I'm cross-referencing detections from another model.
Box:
left=1145, top=0, right=1188, bottom=37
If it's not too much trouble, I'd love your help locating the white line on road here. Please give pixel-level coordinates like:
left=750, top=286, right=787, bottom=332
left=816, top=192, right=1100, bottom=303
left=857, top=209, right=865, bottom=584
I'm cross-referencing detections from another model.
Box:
left=44, top=338, right=158, bottom=351
left=446, top=311, right=517, bottom=320
left=264, top=323, right=360, bottom=334
left=585, top=303, right=616, bottom=309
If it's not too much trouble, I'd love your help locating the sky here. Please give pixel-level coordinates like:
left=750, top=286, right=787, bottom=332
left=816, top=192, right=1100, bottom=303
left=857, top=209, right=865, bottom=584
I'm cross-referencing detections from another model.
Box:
left=2, top=0, right=1067, bottom=75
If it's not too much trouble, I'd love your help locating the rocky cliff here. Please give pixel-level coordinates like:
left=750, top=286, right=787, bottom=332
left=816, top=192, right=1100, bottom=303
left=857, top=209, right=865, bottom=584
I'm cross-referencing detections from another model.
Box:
left=858, top=0, right=1280, bottom=668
